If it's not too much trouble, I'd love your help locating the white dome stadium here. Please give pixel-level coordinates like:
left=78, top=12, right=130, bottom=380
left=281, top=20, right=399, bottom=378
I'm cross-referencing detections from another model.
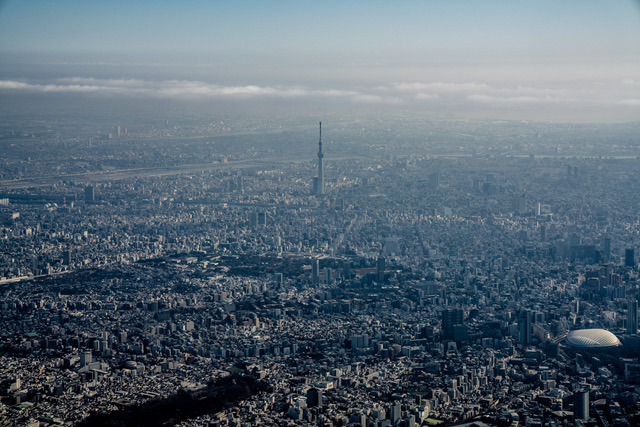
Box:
left=565, top=329, right=621, bottom=349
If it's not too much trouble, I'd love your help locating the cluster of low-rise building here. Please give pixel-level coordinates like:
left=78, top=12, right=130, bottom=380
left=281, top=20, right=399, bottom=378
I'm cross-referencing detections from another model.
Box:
left=1, top=117, right=640, bottom=425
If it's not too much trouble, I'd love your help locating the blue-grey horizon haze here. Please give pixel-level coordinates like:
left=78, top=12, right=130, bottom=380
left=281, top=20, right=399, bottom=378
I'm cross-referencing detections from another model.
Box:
left=1, top=0, right=639, bottom=122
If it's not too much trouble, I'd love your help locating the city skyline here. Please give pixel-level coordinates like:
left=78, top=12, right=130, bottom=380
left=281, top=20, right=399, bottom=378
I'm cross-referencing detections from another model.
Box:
left=2, top=115, right=640, bottom=424
left=4, top=1, right=640, bottom=425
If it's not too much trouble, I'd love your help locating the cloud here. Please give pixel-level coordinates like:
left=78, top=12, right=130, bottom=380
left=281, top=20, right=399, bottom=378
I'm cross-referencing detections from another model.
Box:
left=414, top=93, right=440, bottom=100
left=0, top=81, right=32, bottom=90
left=386, top=81, right=490, bottom=93
left=468, top=94, right=567, bottom=105
left=618, top=99, right=640, bottom=106
left=1, top=76, right=638, bottom=117
left=58, top=77, right=145, bottom=87
left=623, top=78, right=640, bottom=86
left=0, top=78, right=376, bottom=100
left=0, top=79, right=143, bottom=94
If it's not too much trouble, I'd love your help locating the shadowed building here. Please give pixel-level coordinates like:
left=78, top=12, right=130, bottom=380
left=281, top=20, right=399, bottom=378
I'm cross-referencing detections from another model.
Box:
left=307, top=387, right=322, bottom=408
left=574, top=390, right=589, bottom=421
left=629, top=299, right=638, bottom=334
left=85, top=185, right=95, bottom=204
left=442, top=308, right=464, bottom=341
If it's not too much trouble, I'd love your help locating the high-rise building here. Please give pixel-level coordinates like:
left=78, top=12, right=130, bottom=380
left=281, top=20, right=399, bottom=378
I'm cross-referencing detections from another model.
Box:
left=325, top=267, right=333, bottom=284
left=377, top=255, right=386, bottom=283
left=342, top=260, right=351, bottom=280
left=602, top=236, right=611, bottom=262
left=453, top=324, right=469, bottom=343
left=389, top=402, right=402, bottom=424
left=62, top=250, right=71, bottom=266
left=628, top=299, right=638, bottom=334
left=307, top=387, right=322, bottom=408
left=517, top=310, right=532, bottom=346
left=312, top=259, right=319, bottom=284
left=442, top=308, right=464, bottom=340
left=257, top=212, right=267, bottom=226
left=351, top=334, right=369, bottom=349
left=85, top=185, right=95, bottom=204
left=275, top=273, right=283, bottom=288
left=540, top=224, right=547, bottom=242
left=248, top=212, right=258, bottom=228
left=80, top=350, right=92, bottom=367
left=574, top=390, right=589, bottom=421
left=316, top=122, right=324, bottom=196
left=626, top=248, right=635, bottom=268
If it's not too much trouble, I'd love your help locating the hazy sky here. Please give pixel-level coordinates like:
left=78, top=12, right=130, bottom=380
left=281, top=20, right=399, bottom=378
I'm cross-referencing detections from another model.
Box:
left=1, top=0, right=639, bottom=122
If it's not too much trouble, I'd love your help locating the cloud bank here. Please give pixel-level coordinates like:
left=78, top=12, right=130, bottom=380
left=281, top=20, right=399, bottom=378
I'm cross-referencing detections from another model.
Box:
left=1, top=76, right=638, bottom=120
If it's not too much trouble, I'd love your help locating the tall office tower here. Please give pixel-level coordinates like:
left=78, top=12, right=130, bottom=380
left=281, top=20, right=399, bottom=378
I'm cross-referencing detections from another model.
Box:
left=275, top=273, right=283, bottom=288
left=377, top=255, right=386, bottom=283
left=343, top=261, right=352, bottom=280
left=257, top=212, right=267, bottom=226
left=85, top=185, right=95, bottom=204
left=325, top=267, right=333, bottom=284
left=307, top=387, right=322, bottom=408
left=540, top=224, right=547, bottom=242
left=602, top=236, right=611, bottom=262
left=441, top=308, right=464, bottom=340
left=31, top=256, right=38, bottom=274
left=316, top=121, right=324, bottom=196
left=62, top=250, right=71, bottom=266
left=248, top=211, right=258, bottom=228
left=628, top=299, right=638, bottom=334
left=574, top=390, right=589, bottom=421
left=517, top=310, right=532, bottom=346
left=80, top=350, right=92, bottom=367
left=389, top=402, right=402, bottom=424
left=626, top=248, right=635, bottom=268
left=236, top=175, right=244, bottom=193
left=312, top=258, right=319, bottom=284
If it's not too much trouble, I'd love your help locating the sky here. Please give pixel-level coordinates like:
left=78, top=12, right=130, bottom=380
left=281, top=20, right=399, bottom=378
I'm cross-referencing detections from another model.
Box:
left=0, top=0, right=639, bottom=122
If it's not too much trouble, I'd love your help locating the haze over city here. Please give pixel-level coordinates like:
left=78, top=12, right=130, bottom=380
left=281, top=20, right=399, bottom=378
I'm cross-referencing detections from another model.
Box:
left=3, top=1, right=640, bottom=427
left=1, top=0, right=639, bottom=121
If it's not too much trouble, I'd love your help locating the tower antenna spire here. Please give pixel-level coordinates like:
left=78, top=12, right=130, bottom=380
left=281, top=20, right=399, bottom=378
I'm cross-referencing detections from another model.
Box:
left=316, top=121, right=324, bottom=195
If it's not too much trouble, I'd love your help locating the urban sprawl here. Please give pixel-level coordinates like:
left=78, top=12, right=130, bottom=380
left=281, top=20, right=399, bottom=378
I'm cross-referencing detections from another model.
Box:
left=1, top=115, right=640, bottom=426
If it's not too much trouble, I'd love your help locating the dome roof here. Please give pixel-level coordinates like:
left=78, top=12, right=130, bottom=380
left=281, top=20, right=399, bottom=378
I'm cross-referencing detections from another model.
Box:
left=565, top=329, right=621, bottom=349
